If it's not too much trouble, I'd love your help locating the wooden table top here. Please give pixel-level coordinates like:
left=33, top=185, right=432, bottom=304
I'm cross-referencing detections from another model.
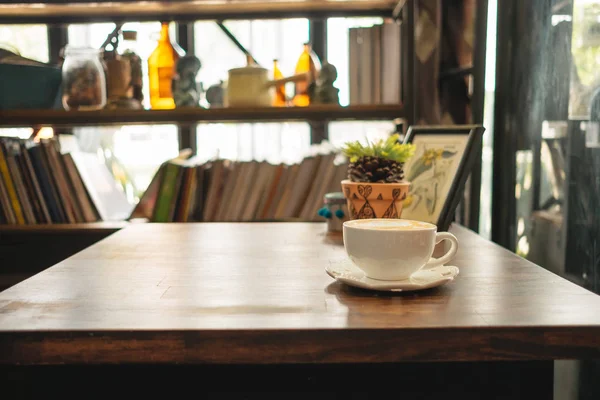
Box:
left=1, top=223, right=600, bottom=365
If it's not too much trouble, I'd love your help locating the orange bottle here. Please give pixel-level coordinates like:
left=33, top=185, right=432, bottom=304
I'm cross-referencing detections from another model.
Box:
left=272, top=59, right=287, bottom=107
left=293, top=42, right=320, bottom=107
left=148, top=21, right=184, bottom=109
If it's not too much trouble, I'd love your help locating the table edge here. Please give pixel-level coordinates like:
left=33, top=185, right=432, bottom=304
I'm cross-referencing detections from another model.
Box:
left=2, top=326, right=600, bottom=365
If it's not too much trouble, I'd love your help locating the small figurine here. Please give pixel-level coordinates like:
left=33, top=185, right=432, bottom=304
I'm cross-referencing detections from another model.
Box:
left=173, top=55, right=202, bottom=108
left=206, top=81, right=225, bottom=108
left=310, top=61, right=339, bottom=105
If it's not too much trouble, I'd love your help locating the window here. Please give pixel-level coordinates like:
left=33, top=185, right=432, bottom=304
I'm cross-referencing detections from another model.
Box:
left=0, top=24, right=49, bottom=63
left=197, top=122, right=310, bottom=164
left=67, top=22, right=180, bottom=203
left=194, top=19, right=309, bottom=98
left=328, top=121, right=394, bottom=149
left=71, top=125, right=179, bottom=203
left=0, top=128, right=33, bottom=139
left=194, top=19, right=311, bottom=161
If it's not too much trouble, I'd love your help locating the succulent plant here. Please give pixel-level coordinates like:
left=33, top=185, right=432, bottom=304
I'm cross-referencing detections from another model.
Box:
left=341, top=134, right=415, bottom=183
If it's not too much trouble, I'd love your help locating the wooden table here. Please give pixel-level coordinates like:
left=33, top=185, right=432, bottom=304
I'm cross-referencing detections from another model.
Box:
left=1, top=223, right=600, bottom=399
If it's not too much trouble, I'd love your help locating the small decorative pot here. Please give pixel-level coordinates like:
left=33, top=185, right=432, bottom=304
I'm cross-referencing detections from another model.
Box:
left=341, top=179, right=410, bottom=220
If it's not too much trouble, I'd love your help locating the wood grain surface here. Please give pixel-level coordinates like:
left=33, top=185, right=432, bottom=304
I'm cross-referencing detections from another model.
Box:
left=0, top=221, right=129, bottom=234
left=1, top=223, right=600, bottom=365
left=0, top=0, right=395, bottom=24
left=0, top=104, right=405, bottom=128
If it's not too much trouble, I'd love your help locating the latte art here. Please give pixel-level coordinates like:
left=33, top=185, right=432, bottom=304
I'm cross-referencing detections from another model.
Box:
left=345, top=218, right=435, bottom=231
left=343, top=218, right=458, bottom=280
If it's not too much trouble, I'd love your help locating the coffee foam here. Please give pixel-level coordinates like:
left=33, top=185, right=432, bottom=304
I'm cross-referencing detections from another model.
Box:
left=345, top=219, right=435, bottom=231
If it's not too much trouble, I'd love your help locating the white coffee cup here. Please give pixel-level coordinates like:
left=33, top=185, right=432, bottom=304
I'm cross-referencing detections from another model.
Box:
left=342, top=218, right=459, bottom=281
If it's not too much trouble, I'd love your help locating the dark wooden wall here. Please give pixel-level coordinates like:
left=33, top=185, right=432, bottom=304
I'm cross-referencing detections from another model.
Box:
left=0, top=230, right=117, bottom=291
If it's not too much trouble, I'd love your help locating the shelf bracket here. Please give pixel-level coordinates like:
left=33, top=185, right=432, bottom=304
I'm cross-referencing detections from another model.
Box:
left=392, top=0, right=408, bottom=21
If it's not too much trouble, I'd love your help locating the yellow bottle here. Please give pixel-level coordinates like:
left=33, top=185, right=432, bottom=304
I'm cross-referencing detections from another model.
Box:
left=148, top=21, right=184, bottom=109
left=272, top=59, right=287, bottom=107
left=293, top=42, right=320, bottom=107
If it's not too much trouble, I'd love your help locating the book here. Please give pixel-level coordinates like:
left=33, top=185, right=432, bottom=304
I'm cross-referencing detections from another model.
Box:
left=3, top=140, right=36, bottom=224
left=349, top=27, right=360, bottom=105
left=70, top=151, right=132, bottom=222
left=62, top=153, right=99, bottom=223
left=348, top=22, right=401, bottom=106
left=372, top=23, right=382, bottom=104
left=381, top=20, right=402, bottom=104
left=128, top=151, right=344, bottom=224
left=28, top=143, right=65, bottom=223
left=255, top=163, right=284, bottom=221
left=41, top=139, right=78, bottom=223
left=152, top=160, right=183, bottom=222
left=129, top=149, right=193, bottom=221
left=175, top=166, right=196, bottom=222
left=281, top=155, right=321, bottom=218
left=0, top=139, right=25, bottom=224
left=0, top=167, right=16, bottom=224
left=228, top=161, right=259, bottom=221
left=358, top=27, right=373, bottom=104
left=19, top=141, right=52, bottom=224
left=215, top=161, right=240, bottom=222
left=0, top=137, right=139, bottom=226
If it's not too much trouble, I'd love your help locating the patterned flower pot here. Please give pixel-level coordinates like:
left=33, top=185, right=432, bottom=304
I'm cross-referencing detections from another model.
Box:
left=341, top=179, right=410, bottom=220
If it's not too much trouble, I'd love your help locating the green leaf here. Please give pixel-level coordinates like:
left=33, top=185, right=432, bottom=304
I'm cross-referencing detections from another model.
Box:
left=406, top=157, right=431, bottom=181
left=340, top=134, right=415, bottom=163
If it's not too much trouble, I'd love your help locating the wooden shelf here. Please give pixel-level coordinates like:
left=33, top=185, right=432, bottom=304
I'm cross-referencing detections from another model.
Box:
left=0, top=104, right=405, bottom=128
left=0, top=221, right=130, bottom=234
left=0, top=0, right=396, bottom=24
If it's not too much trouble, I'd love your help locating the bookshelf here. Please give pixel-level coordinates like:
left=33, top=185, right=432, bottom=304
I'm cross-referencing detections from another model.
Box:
left=1, top=0, right=415, bottom=229
left=0, top=104, right=405, bottom=128
left=1, top=0, right=415, bottom=128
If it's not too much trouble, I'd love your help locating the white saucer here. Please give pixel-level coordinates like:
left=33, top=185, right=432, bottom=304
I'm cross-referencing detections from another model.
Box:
left=326, top=259, right=459, bottom=292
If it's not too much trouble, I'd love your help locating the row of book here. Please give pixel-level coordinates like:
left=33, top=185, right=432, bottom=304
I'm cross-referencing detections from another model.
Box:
left=349, top=20, right=402, bottom=105
left=1, top=136, right=349, bottom=225
left=130, top=152, right=349, bottom=223
left=0, top=137, right=131, bottom=225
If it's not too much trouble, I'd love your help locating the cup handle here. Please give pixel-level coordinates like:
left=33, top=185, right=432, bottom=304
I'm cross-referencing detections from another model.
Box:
left=425, top=232, right=458, bottom=269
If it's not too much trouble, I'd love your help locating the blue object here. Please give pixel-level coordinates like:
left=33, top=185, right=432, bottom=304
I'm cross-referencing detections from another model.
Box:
left=335, top=209, right=345, bottom=219
left=317, top=207, right=327, bottom=217
left=323, top=209, right=333, bottom=219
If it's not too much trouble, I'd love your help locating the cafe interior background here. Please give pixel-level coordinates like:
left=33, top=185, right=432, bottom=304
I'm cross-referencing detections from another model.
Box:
left=0, top=0, right=599, bottom=398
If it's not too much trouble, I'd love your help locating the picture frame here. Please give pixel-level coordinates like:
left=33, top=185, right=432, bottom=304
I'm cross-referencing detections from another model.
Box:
left=401, top=124, right=485, bottom=231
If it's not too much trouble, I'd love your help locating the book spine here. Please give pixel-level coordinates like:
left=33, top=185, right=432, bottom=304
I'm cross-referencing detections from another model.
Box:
left=6, top=154, right=36, bottom=224
left=18, top=142, right=52, bottom=224
left=28, top=145, right=64, bottom=223
left=0, top=142, right=25, bottom=224
left=0, top=168, right=17, bottom=224
left=152, top=162, right=180, bottom=222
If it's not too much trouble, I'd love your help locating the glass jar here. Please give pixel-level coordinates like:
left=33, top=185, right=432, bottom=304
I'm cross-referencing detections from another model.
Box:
left=61, top=46, right=107, bottom=111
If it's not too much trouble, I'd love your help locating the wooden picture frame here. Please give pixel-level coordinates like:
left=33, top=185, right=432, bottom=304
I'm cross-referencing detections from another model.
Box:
left=401, top=124, right=485, bottom=231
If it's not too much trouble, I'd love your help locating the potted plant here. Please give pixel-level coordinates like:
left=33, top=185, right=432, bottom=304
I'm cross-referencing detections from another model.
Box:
left=340, top=133, right=415, bottom=219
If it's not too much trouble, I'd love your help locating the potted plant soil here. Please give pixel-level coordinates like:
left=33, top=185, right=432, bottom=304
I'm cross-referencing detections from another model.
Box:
left=340, top=134, right=415, bottom=220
